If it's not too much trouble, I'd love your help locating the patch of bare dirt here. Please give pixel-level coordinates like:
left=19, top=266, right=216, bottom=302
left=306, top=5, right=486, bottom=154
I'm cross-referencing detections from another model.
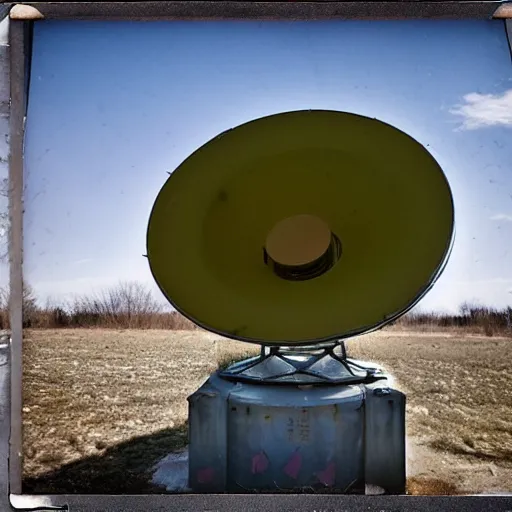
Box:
left=22, top=328, right=512, bottom=494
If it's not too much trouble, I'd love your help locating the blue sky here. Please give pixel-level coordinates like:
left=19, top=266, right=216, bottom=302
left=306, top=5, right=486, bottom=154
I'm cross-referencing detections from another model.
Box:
left=2, top=19, right=512, bottom=314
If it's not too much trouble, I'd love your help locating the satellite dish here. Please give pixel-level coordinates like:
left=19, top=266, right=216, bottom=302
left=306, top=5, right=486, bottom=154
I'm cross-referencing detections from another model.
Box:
left=146, top=109, right=454, bottom=345
left=147, top=109, right=454, bottom=493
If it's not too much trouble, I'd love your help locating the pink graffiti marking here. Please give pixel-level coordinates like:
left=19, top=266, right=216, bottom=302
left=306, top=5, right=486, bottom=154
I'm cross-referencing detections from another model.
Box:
left=317, top=461, right=336, bottom=487
left=197, top=467, right=215, bottom=484
left=283, top=450, right=302, bottom=479
left=252, top=451, right=269, bottom=474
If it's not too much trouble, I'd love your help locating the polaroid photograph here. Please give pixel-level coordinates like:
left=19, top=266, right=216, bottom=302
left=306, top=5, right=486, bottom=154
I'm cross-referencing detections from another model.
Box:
left=1, top=3, right=512, bottom=510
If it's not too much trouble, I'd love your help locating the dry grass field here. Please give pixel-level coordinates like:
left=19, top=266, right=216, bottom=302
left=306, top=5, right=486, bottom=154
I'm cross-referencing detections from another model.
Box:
left=22, top=328, right=512, bottom=495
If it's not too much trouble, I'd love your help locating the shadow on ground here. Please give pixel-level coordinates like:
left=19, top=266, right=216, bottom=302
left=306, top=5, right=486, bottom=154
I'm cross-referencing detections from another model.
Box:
left=23, top=421, right=463, bottom=496
left=23, top=423, right=189, bottom=494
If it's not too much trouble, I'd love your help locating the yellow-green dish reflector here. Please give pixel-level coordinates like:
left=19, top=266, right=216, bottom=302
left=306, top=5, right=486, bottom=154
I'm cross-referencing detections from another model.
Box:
left=146, top=110, right=454, bottom=345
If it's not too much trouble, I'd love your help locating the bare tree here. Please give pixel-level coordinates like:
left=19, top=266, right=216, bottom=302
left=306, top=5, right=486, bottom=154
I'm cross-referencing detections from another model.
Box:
left=0, top=281, right=38, bottom=328
left=87, top=281, right=164, bottom=317
left=69, top=281, right=165, bottom=328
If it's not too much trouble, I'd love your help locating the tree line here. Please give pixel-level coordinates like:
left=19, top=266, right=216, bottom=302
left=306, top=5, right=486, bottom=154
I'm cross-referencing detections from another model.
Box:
left=0, top=281, right=197, bottom=330
left=0, top=280, right=511, bottom=336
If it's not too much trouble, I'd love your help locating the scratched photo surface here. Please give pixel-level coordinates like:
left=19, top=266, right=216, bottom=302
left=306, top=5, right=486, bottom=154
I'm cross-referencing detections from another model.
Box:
left=7, top=20, right=512, bottom=494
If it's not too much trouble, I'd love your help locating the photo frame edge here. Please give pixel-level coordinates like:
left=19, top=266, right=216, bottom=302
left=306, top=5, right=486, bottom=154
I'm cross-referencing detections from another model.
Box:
left=7, top=14, right=28, bottom=501
left=3, top=3, right=512, bottom=511
left=5, top=1, right=510, bottom=22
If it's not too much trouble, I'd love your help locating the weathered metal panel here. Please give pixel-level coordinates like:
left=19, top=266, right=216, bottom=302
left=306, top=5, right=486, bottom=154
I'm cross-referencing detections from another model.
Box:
left=363, top=380, right=406, bottom=494
left=189, top=370, right=406, bottom=494
left=227, top=384, right=364, bottom=493
left=187, top=373, right=237, bottom=492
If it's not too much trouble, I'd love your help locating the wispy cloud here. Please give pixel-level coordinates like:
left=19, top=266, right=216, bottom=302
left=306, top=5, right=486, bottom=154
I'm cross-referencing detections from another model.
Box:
left=450, top=89, right=512, bottom=130
left=490, top=214, right=512, bottom=222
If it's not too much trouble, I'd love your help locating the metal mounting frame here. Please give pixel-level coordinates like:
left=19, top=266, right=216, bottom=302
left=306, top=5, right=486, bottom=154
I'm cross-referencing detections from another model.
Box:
left=219, top=341, right=389, bottom=386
